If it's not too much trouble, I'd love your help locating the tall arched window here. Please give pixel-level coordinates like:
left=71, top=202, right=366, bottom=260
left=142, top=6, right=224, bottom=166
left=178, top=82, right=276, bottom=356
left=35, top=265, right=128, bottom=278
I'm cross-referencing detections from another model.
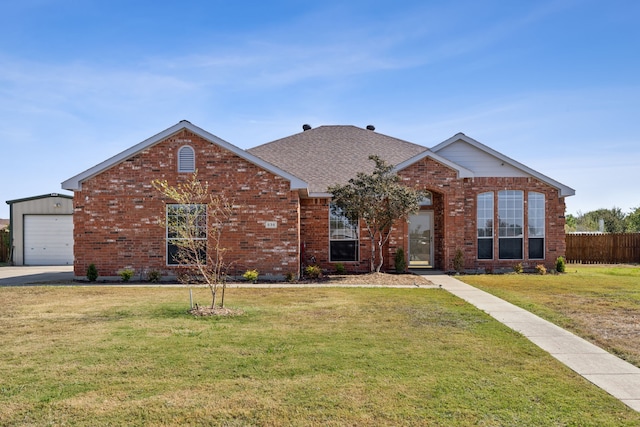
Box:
left=528, top=192, right=545, bottom=259
left=178, top=145, right=195, bottom=173
left=498, top=190, right=524, bottom=259
left=477, top=192, right=494, bottom=259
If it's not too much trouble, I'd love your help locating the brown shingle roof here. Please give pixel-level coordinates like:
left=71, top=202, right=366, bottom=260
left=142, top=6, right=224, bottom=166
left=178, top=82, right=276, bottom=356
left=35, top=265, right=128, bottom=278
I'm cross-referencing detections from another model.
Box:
left=248, top=125, right=428, bottom=194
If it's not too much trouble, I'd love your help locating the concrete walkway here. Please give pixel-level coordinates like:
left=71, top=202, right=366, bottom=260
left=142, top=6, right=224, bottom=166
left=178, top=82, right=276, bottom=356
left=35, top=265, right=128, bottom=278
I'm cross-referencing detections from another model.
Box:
left=423, top=273, right=640, bottom=412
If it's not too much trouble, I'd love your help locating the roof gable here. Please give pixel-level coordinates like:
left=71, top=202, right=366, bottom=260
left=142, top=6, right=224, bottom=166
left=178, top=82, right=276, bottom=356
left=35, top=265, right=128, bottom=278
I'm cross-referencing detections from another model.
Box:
left=61, top=121, right=308, bottom=191
left=432, top=133, right=575, bottom=197
left=394, top=150, right=474, bottom=178
left=6, top=193, right=73, bottom=205
left=248, top=125, right=429, bottom=195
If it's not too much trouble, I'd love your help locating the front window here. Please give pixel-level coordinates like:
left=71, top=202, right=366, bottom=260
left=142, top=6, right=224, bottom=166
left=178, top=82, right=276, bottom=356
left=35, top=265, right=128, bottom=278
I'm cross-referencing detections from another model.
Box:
left=477, top=192, right=494, bottom=259
left=528, top=192, right=545, bottom=259
left=166, top=204, right=207, bottom=265
left=329, top=203, right=359, bottom=262
left=498, top=190, right=523, bottom=259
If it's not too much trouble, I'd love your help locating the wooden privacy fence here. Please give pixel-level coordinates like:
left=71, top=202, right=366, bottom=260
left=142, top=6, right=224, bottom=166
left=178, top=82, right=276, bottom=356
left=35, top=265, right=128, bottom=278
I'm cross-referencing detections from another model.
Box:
left=0, top=229, right=9, bottom=263
left=566, top=233, right=640, bottom=264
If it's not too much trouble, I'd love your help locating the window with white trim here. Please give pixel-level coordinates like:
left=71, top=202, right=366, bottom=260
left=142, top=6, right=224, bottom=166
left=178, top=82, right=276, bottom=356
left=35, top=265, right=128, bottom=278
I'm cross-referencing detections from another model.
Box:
left=498, top=190, right=523, bottom=259
left=528, top=192, right=545, bottom=259
left=329, top=203, right=359, bottom=262
left=166, top=204, right=207, bottom=265
left=477, top=192, right=494, bottom=259
left=178, top=145, right=195, bottom=173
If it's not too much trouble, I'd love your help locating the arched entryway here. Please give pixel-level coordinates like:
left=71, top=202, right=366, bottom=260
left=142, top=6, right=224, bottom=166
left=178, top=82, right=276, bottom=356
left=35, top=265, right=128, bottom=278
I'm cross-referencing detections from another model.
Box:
left=408, top=210, right=434, bottom=267
left=407, top=190, right=443, bottom=269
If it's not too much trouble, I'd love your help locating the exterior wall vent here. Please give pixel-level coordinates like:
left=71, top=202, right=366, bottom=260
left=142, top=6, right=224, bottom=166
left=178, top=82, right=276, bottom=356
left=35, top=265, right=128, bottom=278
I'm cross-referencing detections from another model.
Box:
left=178, top=145, right=195, bottom=172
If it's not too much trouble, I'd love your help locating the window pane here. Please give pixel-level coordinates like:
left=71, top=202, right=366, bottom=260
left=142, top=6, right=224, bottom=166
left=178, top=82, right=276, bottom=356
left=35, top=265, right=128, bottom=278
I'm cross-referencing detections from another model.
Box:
left=529, top=238, right=544, bottom=259
left=477, top=192, right=494, bottom=237
left=330, top=241, right=358, bottom=262
left=499, top=238, right=523, bottom=259
left=329, top=203, right=358, bottom=261
left=167, top=242, right=181, bottom=265
left=528, top=192, right=545, bottom=237
left=478, top=239, right=493, bottom=259
left=498, top=190, right=523, bottom=238
left=330, top=204, right=358, bottom=240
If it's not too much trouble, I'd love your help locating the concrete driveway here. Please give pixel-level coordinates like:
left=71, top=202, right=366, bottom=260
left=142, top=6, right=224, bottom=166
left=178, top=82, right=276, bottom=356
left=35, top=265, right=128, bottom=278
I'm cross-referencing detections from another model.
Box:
left=0, top=265, right=74, bottom=286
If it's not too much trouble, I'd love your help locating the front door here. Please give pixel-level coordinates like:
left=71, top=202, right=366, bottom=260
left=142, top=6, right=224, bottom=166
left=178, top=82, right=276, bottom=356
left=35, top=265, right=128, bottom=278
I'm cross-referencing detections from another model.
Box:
left=408, top=211, right=433, bottom=268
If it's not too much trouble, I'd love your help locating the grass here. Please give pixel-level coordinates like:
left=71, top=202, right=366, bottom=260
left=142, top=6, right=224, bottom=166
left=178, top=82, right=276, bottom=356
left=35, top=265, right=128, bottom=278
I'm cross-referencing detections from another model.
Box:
left=0, top=285, right=639, bottom=425
left=460, top=264, right=640, bottom=367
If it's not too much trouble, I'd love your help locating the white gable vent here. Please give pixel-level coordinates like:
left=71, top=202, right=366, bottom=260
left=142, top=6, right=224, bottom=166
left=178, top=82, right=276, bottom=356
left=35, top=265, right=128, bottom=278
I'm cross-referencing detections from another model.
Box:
left=178, top=145, right=195, bottom=172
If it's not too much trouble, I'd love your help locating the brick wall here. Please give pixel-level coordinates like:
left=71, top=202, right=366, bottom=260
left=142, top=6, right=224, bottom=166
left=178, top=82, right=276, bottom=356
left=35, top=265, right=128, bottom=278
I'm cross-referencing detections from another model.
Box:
left=299, top=155, right=567, bottom=274
left=73, top=130, right=568, bottom=278
left=73, top=129, right=300, bottom=280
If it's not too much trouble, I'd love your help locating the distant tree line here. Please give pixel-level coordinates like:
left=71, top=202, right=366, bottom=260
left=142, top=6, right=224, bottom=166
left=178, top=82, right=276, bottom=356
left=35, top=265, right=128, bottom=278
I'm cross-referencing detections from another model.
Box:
left=566, top=206, right=640, bottom=233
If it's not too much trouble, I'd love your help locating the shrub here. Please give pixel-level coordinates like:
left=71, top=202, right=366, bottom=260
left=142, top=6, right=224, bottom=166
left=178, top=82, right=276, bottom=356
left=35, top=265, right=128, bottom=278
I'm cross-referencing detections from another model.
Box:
left=394, top=248, right=407, bottom=273
left=453, top=249, right=464, bottom=274
left=147, top=269, right=162, bottom=283
left=285, top=271, right=296, bottom=282
left=304, top=265, right=322, bottom=280
left=513, top=262, right=523, bottom=274
left=555, top=256, right=566, bottom=273
left=176, top=269, right=206, bottom=284
left=243, top=269, right=259, bottom=283
left=118, top=268, right=134, bottom=282
left=87, top=264, right=98, bottom=282
left=535, top=264, right=547, bottom=275
left=335, top=263, right=346, bottom=274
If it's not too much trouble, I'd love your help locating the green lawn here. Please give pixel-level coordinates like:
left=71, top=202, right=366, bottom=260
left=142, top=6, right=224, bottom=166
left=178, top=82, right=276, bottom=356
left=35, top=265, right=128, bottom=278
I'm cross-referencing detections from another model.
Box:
left=460, top=264, right=640, bottom=367
left=1, top=285, right=639, bottom=426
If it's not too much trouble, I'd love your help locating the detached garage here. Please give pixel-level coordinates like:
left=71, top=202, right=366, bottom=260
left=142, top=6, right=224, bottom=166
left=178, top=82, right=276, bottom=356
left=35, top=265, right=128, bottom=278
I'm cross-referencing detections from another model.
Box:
left=6, top=194, right=74, bottom=265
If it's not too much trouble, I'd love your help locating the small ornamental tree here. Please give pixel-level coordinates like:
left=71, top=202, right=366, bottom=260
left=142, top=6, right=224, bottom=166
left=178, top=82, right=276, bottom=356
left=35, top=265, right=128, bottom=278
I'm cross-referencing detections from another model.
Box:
left=328, top=155, right=424, bottom=273
left=152, top=172, right=233, bottom=309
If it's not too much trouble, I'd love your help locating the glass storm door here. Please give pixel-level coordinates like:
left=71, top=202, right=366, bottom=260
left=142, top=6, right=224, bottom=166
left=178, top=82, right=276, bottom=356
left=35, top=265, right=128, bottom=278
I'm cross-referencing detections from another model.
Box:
left=408, top=211, right=433, bottom=267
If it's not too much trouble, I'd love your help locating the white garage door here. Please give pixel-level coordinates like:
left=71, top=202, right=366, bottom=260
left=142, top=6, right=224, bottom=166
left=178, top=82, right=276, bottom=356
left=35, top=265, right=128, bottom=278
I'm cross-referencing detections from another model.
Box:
left=24, top=215, right=74, bottom=265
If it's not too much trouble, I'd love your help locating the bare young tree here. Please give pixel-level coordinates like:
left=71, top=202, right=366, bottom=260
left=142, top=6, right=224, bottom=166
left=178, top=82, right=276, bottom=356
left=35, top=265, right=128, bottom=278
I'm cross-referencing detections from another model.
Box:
left=152, top=172, right=232, bottom=309
left=328, top=155, right=424, bottom=273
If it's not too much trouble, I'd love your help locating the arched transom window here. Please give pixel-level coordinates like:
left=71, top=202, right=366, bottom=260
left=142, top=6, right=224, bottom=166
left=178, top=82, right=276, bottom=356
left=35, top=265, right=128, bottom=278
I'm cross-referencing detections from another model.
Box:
left=419, top=191, right=433, bottom=206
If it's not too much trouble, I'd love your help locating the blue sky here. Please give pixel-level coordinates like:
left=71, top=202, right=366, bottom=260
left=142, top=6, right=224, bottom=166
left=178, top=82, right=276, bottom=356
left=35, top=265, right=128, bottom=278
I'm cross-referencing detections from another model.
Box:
left=2, top=0, right=639, bottom=219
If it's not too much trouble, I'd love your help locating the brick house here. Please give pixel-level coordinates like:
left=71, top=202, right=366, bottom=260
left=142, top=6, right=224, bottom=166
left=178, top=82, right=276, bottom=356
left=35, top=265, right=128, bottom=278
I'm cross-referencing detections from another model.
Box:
left=62, top=120, right=574, bottom=280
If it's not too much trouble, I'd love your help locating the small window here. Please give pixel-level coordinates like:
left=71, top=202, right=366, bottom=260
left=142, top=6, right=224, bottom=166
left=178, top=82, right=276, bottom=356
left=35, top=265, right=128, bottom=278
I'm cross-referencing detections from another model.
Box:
left=329, top=204, right=359, bottom=262
left=178, top=145, right=195, bottom=173
left=477, top=192, right=494, bottom=259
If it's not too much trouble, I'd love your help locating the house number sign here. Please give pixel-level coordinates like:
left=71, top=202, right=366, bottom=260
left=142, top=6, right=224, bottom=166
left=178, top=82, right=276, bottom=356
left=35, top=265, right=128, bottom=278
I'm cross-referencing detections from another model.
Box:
left=265, top=221, right=278, bottom=229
